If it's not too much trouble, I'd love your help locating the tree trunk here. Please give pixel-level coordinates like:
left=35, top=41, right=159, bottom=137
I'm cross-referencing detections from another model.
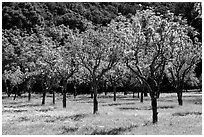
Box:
left=90, top=84, right=93, bottom=98
left=144, top=91, right=148, bottom=97
left=63, top=90, right=66, bottom=108
left=17, top=88, right=21, bottom=96
left=157, top=92, right=160, bottom=98
left=124, top=91, right=127, bottom=95
left=140, top=90, right=143, bottom=103
left=14, top=93, right=17, bottom=100
left=91, top=92, right=93, bottom=98
left=28, top=82, right=33, bottom=102
left=42, top=92, right=46, bottom=105
left=156, top=85, right=161, bottom=98
left=62, top=79, right=67, bottom=108
left=144, top=86, right=148, bottom=97
left=13, top=86, right=18, bottom=100
left=133, top=91, right=135, bottom=98
left=4, top=81, right=10, bottom=97
left=42, top=81, right=47, bottom=105
left=104, top=81, right=107, bottom=96
left=177, top=90, right=183, bottom=106
left=146, top=77, right=158, bottom=124
left=53, top=91, right=55, bottom=104
left=113, top=82, right=116, bottom=101
left=74, top=85, right=77, bottom=98
left=7, top=88, right=11, bottom=97
left=28, top=90, right=31, bottom=101
left=8, top=92, right=10, bottom=97
left=152, top=96, right=158, bottom=123
left=93, top=82, right=98, bottom=114
left=13, top=93, right=17, bottom=100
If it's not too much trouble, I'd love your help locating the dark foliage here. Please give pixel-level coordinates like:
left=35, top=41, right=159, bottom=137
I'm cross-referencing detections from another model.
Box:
left=3, top=2, right=201, bottom=35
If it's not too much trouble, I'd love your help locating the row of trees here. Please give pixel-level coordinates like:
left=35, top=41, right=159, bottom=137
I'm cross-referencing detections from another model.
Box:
left=2, top=9, right=201, bottom=123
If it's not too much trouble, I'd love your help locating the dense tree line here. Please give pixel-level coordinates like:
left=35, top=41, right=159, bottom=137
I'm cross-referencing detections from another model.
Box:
left=2, top=2, right=202, bottom=39
left=2, top=2, right=202, bottom=124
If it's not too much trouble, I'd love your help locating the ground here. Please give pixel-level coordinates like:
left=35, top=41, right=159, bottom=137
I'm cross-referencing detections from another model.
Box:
left=2, top=91, right=202, bottom=135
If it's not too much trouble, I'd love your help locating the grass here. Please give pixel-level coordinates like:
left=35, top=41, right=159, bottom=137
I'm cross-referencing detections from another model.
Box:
left=2, top=92, right=202, bottom=135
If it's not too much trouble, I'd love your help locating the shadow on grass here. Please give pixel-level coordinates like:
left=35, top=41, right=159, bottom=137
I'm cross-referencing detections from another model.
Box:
left=91, top=124, right=138, bottom=135
left=183, top=95, right=200, bottom=98
left=36, top=107, right=55, bottom=112
left=2, top=95, right=30, bottom=99
left=44, top=114, right=89, bottom=123
left=119, top=105, right=175, bottom=111
left=44, top=115, right=70, bottom=123
left=3, top=101, right=25, bottom=105
left=172, top=112, right=202, bottom=117
left=194, top=102, right=202, bottom=105
left=4, top=104, right=41, bottom=108
left=185, top=98, right=202, bottom=105
left=3, top=109, right=28, bottom=113
left=159, top=98, right=175, bottom=102
left=158, top=105, right=176, bottom=109
left=72, top=98, right=91, bottom=103
left=60, top=125, right=78, bottom=134
left=2, top=96, right=9, bottom=99
left=98, top=94, right=131, bottom=99
left=69, top=114, right=89, bottom=121
left=120, top=98, right=150, bottom=101
left=17, top=116, right=30, bottom=122
left=77, top=100, right=107, bottom=104
left=102, top=102, right=136, bottom=106
left=118, top=107, right=151, bottom=110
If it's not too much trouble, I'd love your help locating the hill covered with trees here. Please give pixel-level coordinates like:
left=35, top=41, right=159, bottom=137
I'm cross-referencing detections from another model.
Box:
left=2, top=2, right=202, bottom=39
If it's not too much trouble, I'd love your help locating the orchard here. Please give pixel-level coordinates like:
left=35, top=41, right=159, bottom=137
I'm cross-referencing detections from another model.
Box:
left=2, top=2, right=202, bottom=135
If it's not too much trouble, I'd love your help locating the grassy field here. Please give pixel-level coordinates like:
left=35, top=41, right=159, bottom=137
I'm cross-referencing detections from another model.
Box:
left=2, top=91, right=202, bottom=135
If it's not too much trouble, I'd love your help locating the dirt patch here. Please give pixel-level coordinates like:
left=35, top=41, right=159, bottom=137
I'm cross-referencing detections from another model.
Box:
left=172, top=112, right=202, bottom=117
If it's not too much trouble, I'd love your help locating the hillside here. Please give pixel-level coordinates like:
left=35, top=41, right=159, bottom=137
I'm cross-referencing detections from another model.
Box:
left=2, top=2, right=201, bottom=35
